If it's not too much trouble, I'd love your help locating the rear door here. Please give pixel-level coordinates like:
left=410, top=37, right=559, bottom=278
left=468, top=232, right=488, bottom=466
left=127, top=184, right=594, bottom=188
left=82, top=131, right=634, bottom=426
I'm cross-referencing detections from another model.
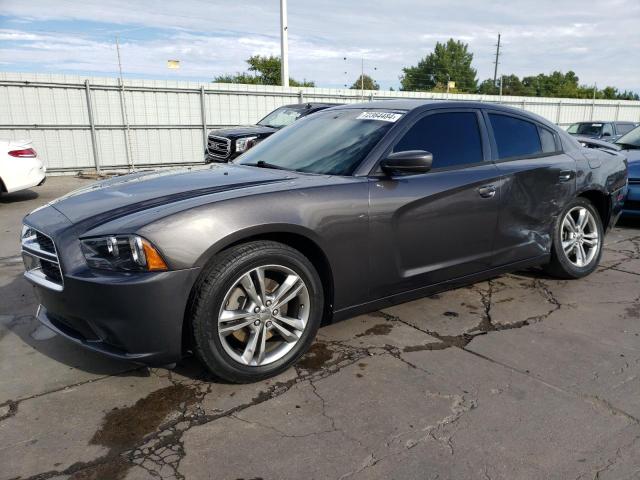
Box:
left=485, top=110, right=576, bottom=265
left=367, top=109, right=501, bottom=299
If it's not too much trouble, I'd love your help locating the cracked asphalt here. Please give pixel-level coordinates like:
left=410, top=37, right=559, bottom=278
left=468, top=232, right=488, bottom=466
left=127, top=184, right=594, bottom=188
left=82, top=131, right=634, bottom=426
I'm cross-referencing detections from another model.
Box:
left=2, top=178, right=640, bottom=480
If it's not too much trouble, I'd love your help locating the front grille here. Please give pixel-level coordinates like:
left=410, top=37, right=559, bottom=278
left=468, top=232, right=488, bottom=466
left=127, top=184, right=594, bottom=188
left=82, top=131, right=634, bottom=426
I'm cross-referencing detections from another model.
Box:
left=207, top=135, right=231, bottom=158
left=40, top=259, right=63, bottom=283
left=35, top=231, right=55, bottom=253
left=22, top=226, right=64, bottom=290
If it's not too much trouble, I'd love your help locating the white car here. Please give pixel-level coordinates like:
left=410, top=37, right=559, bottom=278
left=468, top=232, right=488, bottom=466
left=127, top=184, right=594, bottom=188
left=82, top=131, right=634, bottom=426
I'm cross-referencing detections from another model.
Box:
left=0, top=139, right=46, bottom=195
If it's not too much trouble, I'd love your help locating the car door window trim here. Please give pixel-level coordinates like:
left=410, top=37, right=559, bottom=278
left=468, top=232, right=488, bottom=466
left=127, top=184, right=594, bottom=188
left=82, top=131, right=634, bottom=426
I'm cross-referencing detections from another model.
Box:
left=483, top=109, right=565, bottom=163
left=368, top=108, right=491, bottom=177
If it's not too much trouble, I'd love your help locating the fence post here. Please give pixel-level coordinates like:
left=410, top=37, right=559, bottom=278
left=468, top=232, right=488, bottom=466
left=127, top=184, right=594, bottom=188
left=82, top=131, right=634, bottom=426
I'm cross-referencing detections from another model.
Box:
left=615, top=102, right=620, bottom=121
left=84, top=80, right=100, bottom=174
left=556, top=100, right=562, bottom=125
left=298, top=90, right=304, bottom=104
left=200, top=86, right=208, bottom=154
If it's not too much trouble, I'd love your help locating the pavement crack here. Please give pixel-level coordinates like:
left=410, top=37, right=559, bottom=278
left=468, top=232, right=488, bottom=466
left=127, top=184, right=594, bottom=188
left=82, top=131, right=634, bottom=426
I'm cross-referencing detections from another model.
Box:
left=0, top=399, right=18, bottom=422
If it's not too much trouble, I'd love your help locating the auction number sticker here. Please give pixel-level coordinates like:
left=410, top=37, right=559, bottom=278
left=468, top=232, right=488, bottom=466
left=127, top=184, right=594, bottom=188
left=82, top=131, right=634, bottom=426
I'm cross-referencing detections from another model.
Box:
left=356, top=111, right=403, bottom=122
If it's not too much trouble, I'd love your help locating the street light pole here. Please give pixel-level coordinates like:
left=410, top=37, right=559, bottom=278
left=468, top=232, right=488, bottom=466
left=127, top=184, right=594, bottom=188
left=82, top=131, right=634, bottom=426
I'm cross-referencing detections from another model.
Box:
left=280, top=0, right=289, bottom=87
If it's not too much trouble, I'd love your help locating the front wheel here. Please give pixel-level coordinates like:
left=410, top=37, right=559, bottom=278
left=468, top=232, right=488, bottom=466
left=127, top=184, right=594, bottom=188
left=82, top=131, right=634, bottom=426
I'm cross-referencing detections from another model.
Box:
left=190, top=241, right=323, bottom=383
left=544, top=197, right=603, bottom=279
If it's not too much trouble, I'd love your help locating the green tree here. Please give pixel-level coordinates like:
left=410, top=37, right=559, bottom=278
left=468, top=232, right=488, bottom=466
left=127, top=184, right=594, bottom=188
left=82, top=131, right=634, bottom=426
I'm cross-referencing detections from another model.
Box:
left=349, top=74, right=379, bottom=90
left=476, top=71, right=638, bottom=100
left=214, top=55, right=315, bottom=87
left=400, top=39, right=477, bottom=93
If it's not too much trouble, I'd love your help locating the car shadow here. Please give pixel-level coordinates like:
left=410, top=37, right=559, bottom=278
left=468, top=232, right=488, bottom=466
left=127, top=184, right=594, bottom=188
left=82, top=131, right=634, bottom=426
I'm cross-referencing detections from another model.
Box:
left=617, top=216, right=640, bottom=229
left=0, top=271, right=149, bottom=377
left=0, top=189, right=39, bottom=203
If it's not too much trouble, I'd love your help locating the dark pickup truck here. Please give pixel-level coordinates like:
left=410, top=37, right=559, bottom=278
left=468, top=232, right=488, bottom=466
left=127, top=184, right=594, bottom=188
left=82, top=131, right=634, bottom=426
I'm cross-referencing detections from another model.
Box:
left=205, top=103, right=340, bottom=162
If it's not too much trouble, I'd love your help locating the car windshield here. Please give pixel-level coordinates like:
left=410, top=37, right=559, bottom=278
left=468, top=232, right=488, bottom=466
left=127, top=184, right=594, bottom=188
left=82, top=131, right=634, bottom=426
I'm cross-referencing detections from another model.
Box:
left=615, top=126, right=640, bottom=149
left=237, top=109, right=400, bottom=175
left=257, top=107, right=304, bottom=129
left=567, top=123, right=603, bottom=136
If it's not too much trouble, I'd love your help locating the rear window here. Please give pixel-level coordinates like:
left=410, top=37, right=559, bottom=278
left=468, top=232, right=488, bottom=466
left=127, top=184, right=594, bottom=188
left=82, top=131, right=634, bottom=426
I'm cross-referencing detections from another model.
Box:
left=489, top=114, right=542, bottom=159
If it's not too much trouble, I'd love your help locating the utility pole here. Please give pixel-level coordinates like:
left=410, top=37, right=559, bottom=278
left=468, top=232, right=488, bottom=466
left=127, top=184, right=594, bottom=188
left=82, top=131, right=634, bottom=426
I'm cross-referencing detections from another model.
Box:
left=360, top=57, right=364, bottom=100
left=493, top=33, right=501, bottom=87
left=280, top=0, right=289, bottom=87
left=499, top=75, right=504, bottom=97
left=116, top=35, right=134, bottom=171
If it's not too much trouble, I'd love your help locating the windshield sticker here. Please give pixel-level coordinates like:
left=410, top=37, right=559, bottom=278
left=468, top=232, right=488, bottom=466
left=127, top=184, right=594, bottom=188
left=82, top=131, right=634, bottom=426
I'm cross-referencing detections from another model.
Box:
left=356, top=112, right=403, bottom=122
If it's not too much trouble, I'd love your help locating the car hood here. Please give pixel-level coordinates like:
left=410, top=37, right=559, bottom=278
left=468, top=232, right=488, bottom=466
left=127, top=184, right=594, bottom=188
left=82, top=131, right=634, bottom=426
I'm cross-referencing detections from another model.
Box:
left=208, top=125, right=277, bottom=139
left=46, top=164, right=293, bottom=224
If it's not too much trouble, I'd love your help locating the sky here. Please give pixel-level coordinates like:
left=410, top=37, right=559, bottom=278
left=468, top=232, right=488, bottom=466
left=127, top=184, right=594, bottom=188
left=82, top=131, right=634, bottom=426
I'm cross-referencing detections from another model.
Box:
left=0, top=0, right=638, bottom=92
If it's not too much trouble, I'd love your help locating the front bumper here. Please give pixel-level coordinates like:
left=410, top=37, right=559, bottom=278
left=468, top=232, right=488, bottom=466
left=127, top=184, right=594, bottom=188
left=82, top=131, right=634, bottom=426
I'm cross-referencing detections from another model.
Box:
left=622, top=181, right=640, bottom=216
left=30, top=266, right=200, bottom=365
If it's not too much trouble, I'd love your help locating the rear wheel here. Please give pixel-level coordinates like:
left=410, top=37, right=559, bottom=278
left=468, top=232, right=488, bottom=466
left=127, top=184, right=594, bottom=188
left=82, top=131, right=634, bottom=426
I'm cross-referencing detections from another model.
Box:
left=544, top=197, right=603, bottom=279
left=190, top=241, right=323, bottom=383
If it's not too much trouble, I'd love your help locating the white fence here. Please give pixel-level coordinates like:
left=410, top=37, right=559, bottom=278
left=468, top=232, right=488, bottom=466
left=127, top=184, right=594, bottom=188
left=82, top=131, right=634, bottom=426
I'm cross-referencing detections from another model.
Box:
left=1, top=72, right=640, bottom=173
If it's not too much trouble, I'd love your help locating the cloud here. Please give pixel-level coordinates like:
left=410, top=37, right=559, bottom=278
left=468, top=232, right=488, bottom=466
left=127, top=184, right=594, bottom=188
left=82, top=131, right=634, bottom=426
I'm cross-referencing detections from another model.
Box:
left=0, top=0, right=638, bottom=91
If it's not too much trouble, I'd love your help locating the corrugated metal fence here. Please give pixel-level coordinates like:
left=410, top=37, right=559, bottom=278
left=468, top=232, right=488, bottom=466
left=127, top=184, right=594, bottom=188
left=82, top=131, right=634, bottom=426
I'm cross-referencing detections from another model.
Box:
left=1, top=72, right=640, bottom=173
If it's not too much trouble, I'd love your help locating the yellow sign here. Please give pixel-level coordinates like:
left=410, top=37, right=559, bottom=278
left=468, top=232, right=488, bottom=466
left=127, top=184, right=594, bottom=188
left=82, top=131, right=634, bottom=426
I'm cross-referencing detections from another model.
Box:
left=167, top=60, right=180, bottom=69
left=447, top=81, right=456, bottom=89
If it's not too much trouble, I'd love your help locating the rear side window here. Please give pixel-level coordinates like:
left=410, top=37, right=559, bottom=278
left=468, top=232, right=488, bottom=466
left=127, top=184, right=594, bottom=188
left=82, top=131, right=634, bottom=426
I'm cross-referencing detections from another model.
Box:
left=539, top=127, right=557, bottom=153
left=394, top=112, right=483, bottom=169
left=489, top=114, right=541, bottom=159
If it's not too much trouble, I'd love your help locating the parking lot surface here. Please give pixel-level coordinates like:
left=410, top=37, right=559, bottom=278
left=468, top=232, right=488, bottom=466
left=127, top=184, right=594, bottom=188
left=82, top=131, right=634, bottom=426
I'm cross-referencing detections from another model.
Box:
left=1, top=178, right=640, bottom=480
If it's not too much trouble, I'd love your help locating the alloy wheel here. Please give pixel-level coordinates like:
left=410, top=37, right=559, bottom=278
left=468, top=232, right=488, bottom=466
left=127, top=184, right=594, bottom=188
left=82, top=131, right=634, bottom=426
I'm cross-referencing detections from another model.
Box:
left=217, top=264, right=310, bottom=366
left=561, top=206, right=600, bottom=268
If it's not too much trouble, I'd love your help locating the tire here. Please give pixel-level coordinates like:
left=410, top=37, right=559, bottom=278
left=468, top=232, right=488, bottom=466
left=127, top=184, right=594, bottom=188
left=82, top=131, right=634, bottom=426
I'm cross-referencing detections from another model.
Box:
left=544, top=197, right=604, bottom=279
left=190, top=240, right=324, bottom=383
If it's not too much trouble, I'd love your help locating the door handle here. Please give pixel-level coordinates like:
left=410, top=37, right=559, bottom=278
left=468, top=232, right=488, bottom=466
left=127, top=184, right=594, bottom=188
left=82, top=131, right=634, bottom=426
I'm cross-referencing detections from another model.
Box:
left=478, top=185, right=496, bottom=198
left=559, top=171, right=574, bottom=182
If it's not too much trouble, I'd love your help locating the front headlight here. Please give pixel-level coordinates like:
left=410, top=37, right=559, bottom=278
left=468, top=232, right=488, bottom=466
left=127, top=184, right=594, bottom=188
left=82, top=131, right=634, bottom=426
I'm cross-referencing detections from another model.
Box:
left=235, top=136, right=258, bottom=153
left=80, top=235, right=168, bottom=272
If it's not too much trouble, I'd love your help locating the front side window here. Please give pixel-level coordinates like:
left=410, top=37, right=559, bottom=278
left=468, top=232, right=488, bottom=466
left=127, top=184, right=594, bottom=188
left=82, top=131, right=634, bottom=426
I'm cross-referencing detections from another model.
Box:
left=237, top=109, right=398, bottom=175
left=393, top=112, right=484, bottom=169
left=616, top=126, right=640, bottom=149
left=616, top=123, right=636, bottom=136
left=489, top=114, right=541, bottom=159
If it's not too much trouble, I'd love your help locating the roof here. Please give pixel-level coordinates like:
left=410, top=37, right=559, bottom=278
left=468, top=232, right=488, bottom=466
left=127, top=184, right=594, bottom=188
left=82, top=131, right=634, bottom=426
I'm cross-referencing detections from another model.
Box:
left=333, top=99, right=552, bottom=118
left=282, top=102, right=342, bottom=110
left=571, top=120, right=638, bottom=124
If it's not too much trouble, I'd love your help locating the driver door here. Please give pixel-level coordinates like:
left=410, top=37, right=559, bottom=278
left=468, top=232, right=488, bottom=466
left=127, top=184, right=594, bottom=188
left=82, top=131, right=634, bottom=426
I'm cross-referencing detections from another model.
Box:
left=367, top=109, right=501, bottom=299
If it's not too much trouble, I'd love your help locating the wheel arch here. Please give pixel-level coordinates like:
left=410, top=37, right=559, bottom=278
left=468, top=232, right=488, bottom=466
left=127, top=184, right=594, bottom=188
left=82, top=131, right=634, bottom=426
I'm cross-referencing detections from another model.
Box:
left=182, top=228, right=336, bottom=353
left=577, top=188, right=611, bottom=228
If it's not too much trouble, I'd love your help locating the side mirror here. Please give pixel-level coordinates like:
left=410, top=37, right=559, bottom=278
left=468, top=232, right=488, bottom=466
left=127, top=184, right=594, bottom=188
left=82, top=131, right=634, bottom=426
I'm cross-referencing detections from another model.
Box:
left=602, top=131, right=612, bottom=137
left=380, top=150, right=433, bottom=175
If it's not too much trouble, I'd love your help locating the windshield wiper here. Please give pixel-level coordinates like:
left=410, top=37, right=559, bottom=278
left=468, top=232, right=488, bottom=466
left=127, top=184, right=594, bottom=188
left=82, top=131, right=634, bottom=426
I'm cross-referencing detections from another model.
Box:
left=245, top=160, right=291, bottom=171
